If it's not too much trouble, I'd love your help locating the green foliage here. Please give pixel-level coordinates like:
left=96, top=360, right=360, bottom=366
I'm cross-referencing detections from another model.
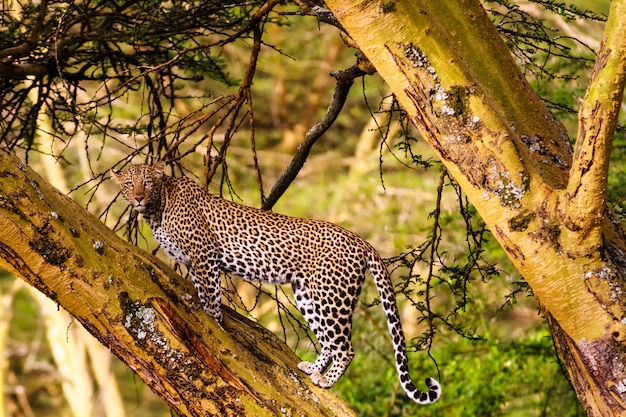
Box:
left=608, top=133, right=626, bottom=219
left=333, top=330, right=584, bottom=417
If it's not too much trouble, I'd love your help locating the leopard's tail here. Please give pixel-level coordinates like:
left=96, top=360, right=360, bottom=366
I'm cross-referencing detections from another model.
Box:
left=367, top=249, right=441, bottom=404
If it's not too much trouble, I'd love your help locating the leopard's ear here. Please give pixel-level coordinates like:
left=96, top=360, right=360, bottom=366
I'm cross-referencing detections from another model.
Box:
left=153, top=161, right=166, bottom=178
left=111, top=169, right=122, bottom=184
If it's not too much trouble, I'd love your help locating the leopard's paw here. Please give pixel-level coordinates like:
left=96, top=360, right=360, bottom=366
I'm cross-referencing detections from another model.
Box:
left=298, top=361, right=315, bottom=375
left=310, top=372, right=330, bottom=388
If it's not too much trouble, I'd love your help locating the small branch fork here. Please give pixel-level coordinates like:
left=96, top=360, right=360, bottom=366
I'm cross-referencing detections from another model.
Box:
left=160, top=0, right=282, bottom=190
left=163, top=1, right=366, bottom=207
left=262, top=65, right=366, bottom=210
left=564, top=0, right=626, bottom=237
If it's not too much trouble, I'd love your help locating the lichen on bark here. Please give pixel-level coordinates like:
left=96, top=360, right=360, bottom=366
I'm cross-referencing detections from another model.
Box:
left=325, top=0, right=626, bottom=414
left=0, top=147, right=359, bottom=417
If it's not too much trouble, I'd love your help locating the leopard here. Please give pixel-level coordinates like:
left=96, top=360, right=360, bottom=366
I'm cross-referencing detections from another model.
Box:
left=112, top=161, right=441, bottom=404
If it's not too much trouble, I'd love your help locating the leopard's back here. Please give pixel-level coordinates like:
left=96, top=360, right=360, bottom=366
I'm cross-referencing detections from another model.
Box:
left=193, top=193, right=371, bottom=284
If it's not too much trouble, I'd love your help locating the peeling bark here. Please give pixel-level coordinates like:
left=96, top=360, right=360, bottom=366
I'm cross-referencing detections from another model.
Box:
left=326, top=0, right=626, bottom=414
left=550, top=314, right=626, bottom=416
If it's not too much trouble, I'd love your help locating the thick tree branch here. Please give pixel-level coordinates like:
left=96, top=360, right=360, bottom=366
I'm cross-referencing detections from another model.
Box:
left=0, top=63, right=50, bottom=79
left=564, top=0, right=626, bottom=237
left=262, top=65, right=366, bottom=210
left=325, top=1, right=626, bottom=414
left=0, top=148, right=357, bottom=417
left=293, top=1, right=346, bottom=32
left=548, top=312, right=626, bottom=416
left=0, top=43, right=32, bottom=60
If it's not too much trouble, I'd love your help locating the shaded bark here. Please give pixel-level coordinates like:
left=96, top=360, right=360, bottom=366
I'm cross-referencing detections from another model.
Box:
left=0, top=147, right=357, bottom=417
left=325, top=0, right=626, bottom=415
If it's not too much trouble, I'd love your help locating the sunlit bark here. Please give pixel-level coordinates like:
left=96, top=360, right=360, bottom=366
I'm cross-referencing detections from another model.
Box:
left=0, top=148, right=357, bottom=417
left=565, top=1, right=626, bottom=241
left=325, top=0, right=626, bottom=415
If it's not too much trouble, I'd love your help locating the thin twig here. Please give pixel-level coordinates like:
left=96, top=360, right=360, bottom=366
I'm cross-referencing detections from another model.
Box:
left=205, top=19, right=265, bottom=184
left=262, top=65, right=366, bottom=210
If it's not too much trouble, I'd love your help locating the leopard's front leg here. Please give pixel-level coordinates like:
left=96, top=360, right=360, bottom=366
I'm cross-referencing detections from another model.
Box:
left=189, top=259, right=223, bottom=323
left=157, top=223, right=224, bottom=324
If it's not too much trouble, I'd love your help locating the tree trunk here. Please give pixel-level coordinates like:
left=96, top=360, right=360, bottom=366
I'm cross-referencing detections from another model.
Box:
left=324, top=0, right=626, bottom=415
left=0, top=147, right=357, bottom=417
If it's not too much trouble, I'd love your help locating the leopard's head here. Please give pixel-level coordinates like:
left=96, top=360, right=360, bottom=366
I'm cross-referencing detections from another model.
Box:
left=112, top=161, right=166, bottom=213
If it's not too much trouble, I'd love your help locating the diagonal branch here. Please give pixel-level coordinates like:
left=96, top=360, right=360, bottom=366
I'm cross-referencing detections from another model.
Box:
left=564, top=0, right=626, bottom=237
left=262, top=65, right=366, bottom=210
left=0, top=147, right=358, bottom=417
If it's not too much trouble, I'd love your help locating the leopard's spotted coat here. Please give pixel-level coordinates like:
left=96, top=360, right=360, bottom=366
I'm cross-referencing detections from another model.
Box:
left=113, top=161, right=441, bottom=404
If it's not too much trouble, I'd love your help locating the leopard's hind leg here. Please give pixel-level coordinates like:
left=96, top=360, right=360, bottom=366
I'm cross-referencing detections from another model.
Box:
left=292, top=279, right=333, bottom=381
left=292, top=273, right=363, bottom=388
left=309, top=295, right=356, bottom=388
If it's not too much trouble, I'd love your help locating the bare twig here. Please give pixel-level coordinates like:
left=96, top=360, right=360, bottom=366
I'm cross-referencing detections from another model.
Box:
left=262, top=65, right=367, bottom=210
left=218, top=0, right=284, bottom=46
left=247, top=26, right=265, bottom=204
left=205, top=20, right=265, bottom=185
left=292, top=0, right=346, bottom=32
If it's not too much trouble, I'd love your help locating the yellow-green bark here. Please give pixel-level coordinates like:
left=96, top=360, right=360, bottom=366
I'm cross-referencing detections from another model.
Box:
left=566, top=0, right=626, bottom=238
left=325, top=0, right=626, bottom=415
left=0, top=147, right=357, bottom=417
